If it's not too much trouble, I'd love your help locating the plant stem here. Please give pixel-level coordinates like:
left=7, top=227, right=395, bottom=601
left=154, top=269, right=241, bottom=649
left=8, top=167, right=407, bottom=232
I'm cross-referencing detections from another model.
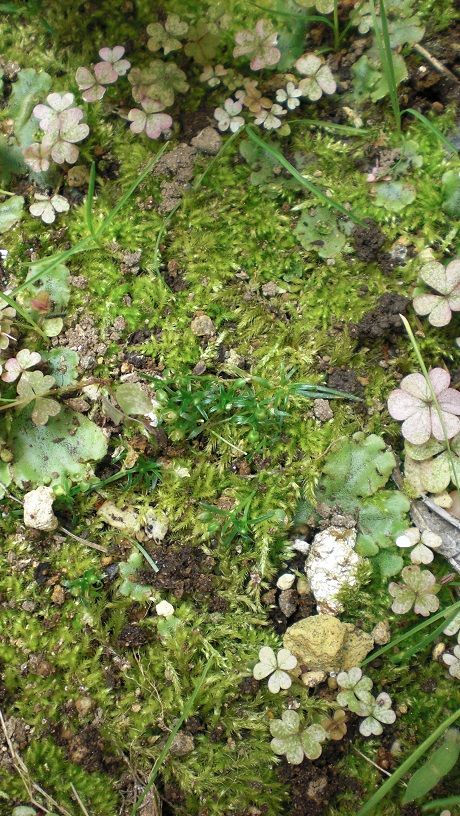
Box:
left=357, top=708, right=460, bottom=816
left=333, top=0, right=340, bottom=50
left=400, top=314, right=459, bottom=488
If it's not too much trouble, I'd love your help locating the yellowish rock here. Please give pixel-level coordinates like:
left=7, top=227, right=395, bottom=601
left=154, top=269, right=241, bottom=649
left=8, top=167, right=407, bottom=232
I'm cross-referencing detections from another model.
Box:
left=283, top=614, right=374, bottom=672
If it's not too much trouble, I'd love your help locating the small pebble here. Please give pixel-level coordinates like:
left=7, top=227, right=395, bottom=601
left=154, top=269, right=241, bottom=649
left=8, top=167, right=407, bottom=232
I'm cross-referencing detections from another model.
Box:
left=301, top=670, right=326, bottom=688
left=313, top=398, right=333, bottom=422
left=371, top=620, right=391, bottom=645
left=156, top=600, right=175, bottom=618
left=276, top=573, right=295, bottom=590
left=278, top=589, right=298, bottom=618
left=191, top=314, right=215, bottom=336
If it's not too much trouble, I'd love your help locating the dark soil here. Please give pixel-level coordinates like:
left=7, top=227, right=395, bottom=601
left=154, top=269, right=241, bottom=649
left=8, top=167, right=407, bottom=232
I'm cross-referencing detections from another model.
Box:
left=278, top=739, right=363, bottom=816
left=327, top=368, right=365, bottom=398
left=143, top=542, right=216, bottom=599
left=350, top=293, right=410, bottom=344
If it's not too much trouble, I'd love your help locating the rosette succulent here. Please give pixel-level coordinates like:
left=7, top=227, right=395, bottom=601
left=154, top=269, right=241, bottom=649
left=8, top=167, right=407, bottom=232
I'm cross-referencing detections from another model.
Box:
left=413, top=258, right=460, bottom=327
left=387, top=368, right=460, bottom=445
left=253, top=646, right=297, bottom=693
left=270, top=710, right=327, bottom=764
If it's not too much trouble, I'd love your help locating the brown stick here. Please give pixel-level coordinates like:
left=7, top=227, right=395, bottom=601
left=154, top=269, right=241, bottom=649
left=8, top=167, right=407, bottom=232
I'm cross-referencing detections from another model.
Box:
left=414, top=43, right=460, bottom=84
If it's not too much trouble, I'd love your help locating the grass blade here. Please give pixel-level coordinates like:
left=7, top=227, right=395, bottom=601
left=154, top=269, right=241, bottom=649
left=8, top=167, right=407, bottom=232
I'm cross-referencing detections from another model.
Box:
left=245, top=126, right=363, bottom=224
left=290, top=118, right=373, bottom=136
left=132, top=657, right=213, bottom=815
left=357, top=709, right=460, bottom=816
left=0, top=289, right=48, bottom=339
left=403, top=107, right=458, bottom=153
left=423, top=795, right=460, bottom=811
left=96, top=143, right=169, bottom=238
left=85, top=161, right=96, bottom=237
left=370, top=0, right=401, bottom=133
left=361, top=598, right=460, bottom=666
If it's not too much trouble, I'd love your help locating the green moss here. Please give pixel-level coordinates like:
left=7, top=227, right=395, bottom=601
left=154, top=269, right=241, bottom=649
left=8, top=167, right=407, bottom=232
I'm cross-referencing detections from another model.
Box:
left=1, top=2, right=460, bottom=814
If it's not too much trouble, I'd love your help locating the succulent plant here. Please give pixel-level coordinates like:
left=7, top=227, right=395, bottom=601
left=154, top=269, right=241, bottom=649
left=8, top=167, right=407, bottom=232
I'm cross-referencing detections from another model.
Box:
left=388, top=565, right=440, bottom=616
left=233, top=19, right=281, bottom=71
left=254, top=103, right=286, bottom=130
left=147, top=15, right=189, bottom=55
left=2, top=349, right=41, bottom=383
left=295, top=54, right=336, bottom=100
left=270, top=710, right=327, bottom=764
left=442, top=634, right=460, bottom=679
left=276, top=82, right=302, bottom=110
left=16, top=370, right=60, bottom=426
left=199, top=64, right=227, bottom=87
left=29, top=193, right=69, bottom=224
left=214, top=98, right=245, bottom=133
left=22, top=141, right=51, bottom=172
left=387, top=368, right=460, bottom=445
left=413, top=258, right=460, bottom=327
left=33, top=92, right=89, bottom=164
left=352, top=692, right=396, bottom=736
left=128, top=99, right=173, bottom=140
left=252, top=646, right=297, bottom=693
left=336, top=667, right=373, bottom=708
left=0, top=301, right=16, bottom=351
left=97, top=45, right=131, bottom=76
left=396, top=527, right=443, bottom=565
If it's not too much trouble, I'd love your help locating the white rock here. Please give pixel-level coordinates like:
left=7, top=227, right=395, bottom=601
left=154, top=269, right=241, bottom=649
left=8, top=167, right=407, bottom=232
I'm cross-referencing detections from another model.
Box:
left=156, top=600, right=175, bottom=617
left=143, top=510, right=168, bottom=541
left=304, top=526, right=360, bottom=614
left=292, top=538, right=310, bottom=554
left=276, top=573, right=295, bottom=590
left=23, top=486, right=58, bottom=532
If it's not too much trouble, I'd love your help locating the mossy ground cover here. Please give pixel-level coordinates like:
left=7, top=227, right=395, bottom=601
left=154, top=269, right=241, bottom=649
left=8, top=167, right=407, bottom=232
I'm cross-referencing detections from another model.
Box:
left=0, top=1, right=459, bottom=815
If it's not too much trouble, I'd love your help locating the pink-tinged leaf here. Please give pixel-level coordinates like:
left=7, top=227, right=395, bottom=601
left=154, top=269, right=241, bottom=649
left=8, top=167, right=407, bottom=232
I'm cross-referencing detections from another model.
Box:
left=429, top=366, right=451, bottom=395
left=50, top=195, right=69, bottom=213
left=430, top=408, right=460, bottom=441
left=420, top=260, right=448, bottom=294
left=141, top=97, right=165, bottom=114
left=446, top=259, right=460, bottom=290
left=62, top=119, right=90, bottom=144
left=32, top=397, right=61, bottom=426
left=47, top=91, right=74, bottom=111
left=401, top=408, right=432, bottom=444
left=298, top=77, right=322, bottom=101
left=94, top=61, right=118, bottom=84
left=317, top=65, right=336, bottom=95
left=412, top=292, right=443, bottom=316
left=51, top=141, right=78, bottom=164
left=400, top=372, right=429, bottom=399
left=2, top=359, right=21, bottom=382
left=76, top=66, right=96, bottom=91
left=387, top=389, right=421, bottom=420
left=82, top=84, right=105, bottom=102
left=414, top=593, right=439, bottom=616
left=33, top=103, right=54, bottom=122
left=428, top=299, right=452, bottom=327
left=295, top=53, right=322, bottom=76
left=448, top=291, right=460, bottom=311
left=114, top=58, right=131, bottom=75
left=438, top=388, right=460, bottom=415
left=145, top=113, right=172, bottom=139
left=128, top=108, right=146, bottom=134
left=99, top=45, right=125, bottom=62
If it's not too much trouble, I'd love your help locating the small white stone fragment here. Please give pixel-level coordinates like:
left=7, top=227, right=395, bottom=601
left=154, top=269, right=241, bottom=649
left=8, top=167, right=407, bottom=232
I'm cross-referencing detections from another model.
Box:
left=276, top=573, right=295, bottom=590
left=301, top=670, right=326, bottom=688
left=372, top=620, right=391, bottom=645
left=143, top=509, right=168, bottom=541
left=156, top=600, right=175, bottom=618
left=304, top=526, right=360, bottom=613
left=23, top=486, right=58, bottom=532
left=292, top=538, right=310, bottom=554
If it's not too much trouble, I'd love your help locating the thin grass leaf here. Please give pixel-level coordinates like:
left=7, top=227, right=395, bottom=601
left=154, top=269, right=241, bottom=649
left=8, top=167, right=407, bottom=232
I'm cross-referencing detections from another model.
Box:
left=131, top=540, right=159, bottom=573
left=370, top=0, right=401, bottom=133
left=404, top=108, right=458, bottom=153
left=85, top=161, right=96, bottom=237
left=423, top=795, right=460, bottom=811
left=290, top=118, right=373, bottom=136
left=95, top=143, right=169, bottom=238
left=361, top=598, right=460, bottom=666
left=245, top=126, right=364, bottom=223
left=393, top=603, right=460, bottom=663
left=291, top=383, right=363, bottom=401
left=0, top=289, right=48, bottom=339
left=401, top=314, right=460, bottom=488
left=357, top=709, right=460, bottom=816
left=132, top=657, right=213, bottom=816
left=249, top=0, right=335, bottom=27
left=11, top=239, right=93, bottom=296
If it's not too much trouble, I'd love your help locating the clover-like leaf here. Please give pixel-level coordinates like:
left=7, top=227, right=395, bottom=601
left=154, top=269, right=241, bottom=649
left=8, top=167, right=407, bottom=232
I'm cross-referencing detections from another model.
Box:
left=300, top=724, right=327, bottom=760
left=16, top=370, right=60, bottom=426
left=115, top=383, right=153, bottom=416
left=318, top=433, right=396, bottom=511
